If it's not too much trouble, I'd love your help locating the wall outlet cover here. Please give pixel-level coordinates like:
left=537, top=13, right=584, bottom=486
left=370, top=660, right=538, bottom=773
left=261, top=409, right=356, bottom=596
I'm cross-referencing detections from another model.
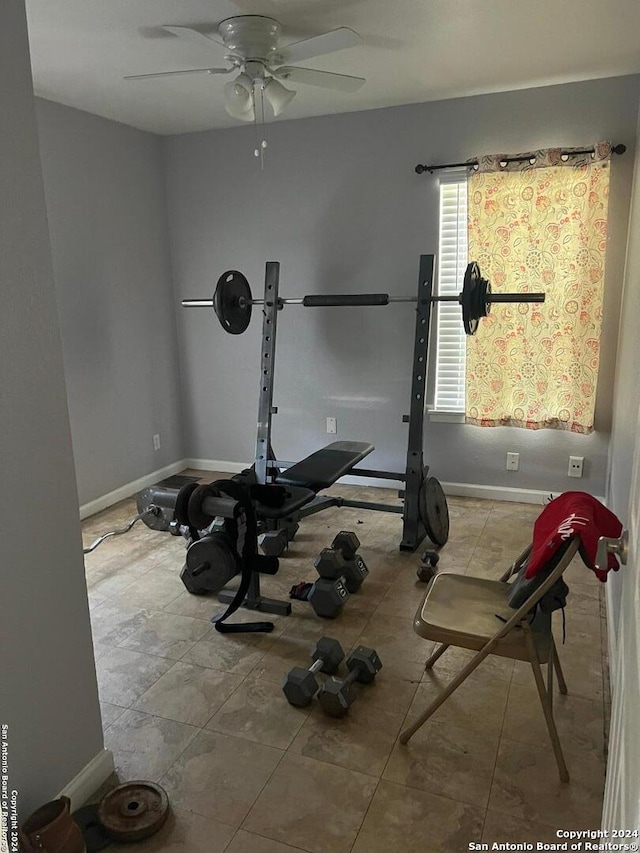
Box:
left=506, top=452, right=520, bottom=471
left=153, top=434, right=161, bottom=451
left=568, top=456, right=584, bottom=478
left=326, top=417, right=337, bottom=434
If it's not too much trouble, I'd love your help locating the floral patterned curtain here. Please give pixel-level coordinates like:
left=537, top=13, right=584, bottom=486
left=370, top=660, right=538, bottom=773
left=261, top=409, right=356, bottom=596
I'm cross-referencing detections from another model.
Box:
left=465, top=143, right=611, bottom=433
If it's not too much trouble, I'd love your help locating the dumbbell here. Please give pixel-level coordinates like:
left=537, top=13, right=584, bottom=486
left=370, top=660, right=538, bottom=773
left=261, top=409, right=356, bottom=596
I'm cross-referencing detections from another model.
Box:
left=258, top=528, right=289, bottom=557
left=332, top=531, right=360, bottom=559
left=284, top=518, right=300, bottom=542
left=314, top=547, right=368, bottom=594
left=416, top=549, right=439, bottom=583
left=332, top=532, right=369, bottom=591
left=282, top=637, right=345, bottom=707
left=308, top=576, right=350, bottom=618
left=318, top=646, right=382, bottom=717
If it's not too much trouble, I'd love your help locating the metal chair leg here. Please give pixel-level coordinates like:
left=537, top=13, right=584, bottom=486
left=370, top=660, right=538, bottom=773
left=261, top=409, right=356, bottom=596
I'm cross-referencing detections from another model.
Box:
left=551, top=638, right=568, bottom=695
left=547, top=643, right=554, bottom=715
left=525, top=628, right=569, bottom=783
left=400, top=643, right=489, bottom=743
left=424, top=643, right=449, bottom=670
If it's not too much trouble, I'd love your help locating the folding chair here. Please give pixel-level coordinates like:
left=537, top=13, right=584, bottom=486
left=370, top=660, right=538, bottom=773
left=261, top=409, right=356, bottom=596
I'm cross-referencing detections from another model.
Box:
left=399, top=537, right=580, bottom=782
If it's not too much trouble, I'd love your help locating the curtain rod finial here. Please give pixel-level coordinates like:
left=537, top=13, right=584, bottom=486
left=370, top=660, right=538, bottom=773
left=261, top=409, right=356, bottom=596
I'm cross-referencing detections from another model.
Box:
left=612, top=143, right=626, bottom=156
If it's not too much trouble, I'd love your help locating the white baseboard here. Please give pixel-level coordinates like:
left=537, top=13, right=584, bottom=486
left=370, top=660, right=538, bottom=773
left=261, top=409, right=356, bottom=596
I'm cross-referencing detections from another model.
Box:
left=186, top=458, right=249, bottom=475
left=57, top=749, right=114, bottom=811
left=79, top=460, right=188, bottom=520
left=80, top=456, right=597, bottom=520
left=441, top=481, right=551, bottom=504
left=185, top=459, right=558, bottom=504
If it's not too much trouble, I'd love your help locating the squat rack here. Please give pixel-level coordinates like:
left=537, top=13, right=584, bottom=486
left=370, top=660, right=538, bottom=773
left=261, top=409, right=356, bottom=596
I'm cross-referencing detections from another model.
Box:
left=183, top=254, right=544, bottom=551
left=261, top=254, right=433, bottom=551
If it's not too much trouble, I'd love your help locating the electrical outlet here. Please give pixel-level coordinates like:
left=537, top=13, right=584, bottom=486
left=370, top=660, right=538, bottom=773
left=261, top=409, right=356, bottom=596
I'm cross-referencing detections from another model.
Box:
left=326, top=417, right=337, bottom=435
left=568, top=456, right=584, bottom=478
left=153, top=433, right=161, bottom=451
left=506, top=452, right=520, bottom=471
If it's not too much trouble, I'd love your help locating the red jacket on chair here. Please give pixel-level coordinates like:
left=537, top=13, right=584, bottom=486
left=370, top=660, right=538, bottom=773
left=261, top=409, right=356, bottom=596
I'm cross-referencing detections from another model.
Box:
left=524, top=491, right=623, bottom=582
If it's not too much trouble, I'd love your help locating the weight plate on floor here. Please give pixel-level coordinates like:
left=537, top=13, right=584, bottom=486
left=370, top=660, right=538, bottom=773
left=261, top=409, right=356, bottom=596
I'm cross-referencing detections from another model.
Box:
left=71, top=804, right=111, bottom=852
left=423, top=477, right=450, bottom=546
left=214, top=270, right=252, bottom=335
left=98, top=781, right=169, bottom=843
left=136, top=488, right=172, bottom=532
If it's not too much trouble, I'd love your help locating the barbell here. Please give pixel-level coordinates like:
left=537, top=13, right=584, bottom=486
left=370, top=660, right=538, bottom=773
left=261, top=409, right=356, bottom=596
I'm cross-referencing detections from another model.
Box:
left=182, top=261, right=545, bottom=336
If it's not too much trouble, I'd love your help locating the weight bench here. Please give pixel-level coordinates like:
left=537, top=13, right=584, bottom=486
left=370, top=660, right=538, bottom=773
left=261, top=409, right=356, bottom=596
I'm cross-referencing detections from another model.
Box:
left=267, top=440, right=391, bottom=529
left=276, top=441, right=374, bottom=491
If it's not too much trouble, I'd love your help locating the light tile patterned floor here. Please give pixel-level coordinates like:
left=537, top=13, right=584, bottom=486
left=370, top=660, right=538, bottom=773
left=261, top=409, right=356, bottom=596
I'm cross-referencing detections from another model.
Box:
left=83, top=472, right=608, bottom=853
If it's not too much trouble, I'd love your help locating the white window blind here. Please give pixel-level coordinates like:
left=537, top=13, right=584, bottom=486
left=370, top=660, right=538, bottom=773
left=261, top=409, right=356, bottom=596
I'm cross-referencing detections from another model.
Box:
left=434, top=176, right=468, bottom=412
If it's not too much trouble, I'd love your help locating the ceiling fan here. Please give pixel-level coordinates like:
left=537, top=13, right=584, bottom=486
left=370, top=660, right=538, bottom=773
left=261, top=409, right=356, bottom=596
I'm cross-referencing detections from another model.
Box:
left=125, top=16, right=366, bottom=122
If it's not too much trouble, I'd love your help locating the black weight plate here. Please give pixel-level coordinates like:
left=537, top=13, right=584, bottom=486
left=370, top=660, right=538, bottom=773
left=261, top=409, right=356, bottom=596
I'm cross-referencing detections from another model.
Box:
left=461, top=262, right=480, bottom=336
left=188, top=484, right=218, bottom=530
left=185, top=535, right=238, bottom=593
left=474, top=276, right=487, bottom=321
left=71, top=804, right=111, bottom=852
left=484, top=277, right=492, bottom=316
left=174, top=482, right=199, bottom=528
left=136, top=488, right=172, bottom=532
left=214, top=270, right=252, bottom=335
left=423, top=477, right=450, bottom=546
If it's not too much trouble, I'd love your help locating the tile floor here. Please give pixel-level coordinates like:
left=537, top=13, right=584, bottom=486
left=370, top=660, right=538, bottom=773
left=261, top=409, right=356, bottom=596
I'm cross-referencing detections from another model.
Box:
left=83, top=472, right=608, bottom=853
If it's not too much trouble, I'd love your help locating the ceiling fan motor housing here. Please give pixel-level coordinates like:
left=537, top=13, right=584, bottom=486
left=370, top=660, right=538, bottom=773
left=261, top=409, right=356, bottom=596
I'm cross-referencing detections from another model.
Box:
left=218, top=16, right=282, bottom=62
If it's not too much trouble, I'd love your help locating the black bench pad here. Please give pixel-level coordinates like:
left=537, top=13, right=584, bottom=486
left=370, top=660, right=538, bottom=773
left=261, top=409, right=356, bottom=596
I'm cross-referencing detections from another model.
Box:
left=253, top=485, right=315, bottom=519
left=276, top=441, right=374, bottom=492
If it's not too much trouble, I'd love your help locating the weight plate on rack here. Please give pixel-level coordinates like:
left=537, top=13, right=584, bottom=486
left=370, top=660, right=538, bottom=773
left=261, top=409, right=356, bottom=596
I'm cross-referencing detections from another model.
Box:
left=214, top=270, right=253, bottom=335
left=98, top=781, right=169, bottom=843
left=422, top=477, right=450, bottom=546
left=461, top=261, right=481, bottom=336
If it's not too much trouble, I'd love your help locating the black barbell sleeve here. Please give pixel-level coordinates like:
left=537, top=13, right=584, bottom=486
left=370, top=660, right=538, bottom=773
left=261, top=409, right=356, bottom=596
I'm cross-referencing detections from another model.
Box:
left=430, top=292, right=545, bottom=303
left=140, top=485, right=238, bottom=520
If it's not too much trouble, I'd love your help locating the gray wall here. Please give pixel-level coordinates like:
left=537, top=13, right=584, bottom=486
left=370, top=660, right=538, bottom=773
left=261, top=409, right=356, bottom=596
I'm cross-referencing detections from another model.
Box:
left=164, top=75, right=639, bottom=496
left=35, top=98, right=184, bottom=506
left=0, top=0, right=103, bottom=816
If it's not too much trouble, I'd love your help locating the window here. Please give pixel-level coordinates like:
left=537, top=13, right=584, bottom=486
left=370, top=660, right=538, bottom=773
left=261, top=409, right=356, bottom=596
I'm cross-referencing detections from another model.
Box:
left=433, top=175, right=468, bottom=413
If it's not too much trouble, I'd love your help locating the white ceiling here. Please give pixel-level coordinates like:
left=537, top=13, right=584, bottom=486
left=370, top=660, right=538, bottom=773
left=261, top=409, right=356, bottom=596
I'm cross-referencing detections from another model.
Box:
left=26, top=0, right=640, bottom=136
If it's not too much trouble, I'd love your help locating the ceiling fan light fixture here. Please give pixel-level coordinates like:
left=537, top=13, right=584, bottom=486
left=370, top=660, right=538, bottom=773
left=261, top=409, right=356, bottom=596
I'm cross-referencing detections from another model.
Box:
left=223, top=73, right=255, bottom=121
left=263, top=77, right=296, bottom=117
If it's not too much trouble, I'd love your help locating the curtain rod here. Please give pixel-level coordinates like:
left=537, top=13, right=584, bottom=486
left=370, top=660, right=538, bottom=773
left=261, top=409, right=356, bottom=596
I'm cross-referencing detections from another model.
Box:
left=414, top=143, right=627, bottom=175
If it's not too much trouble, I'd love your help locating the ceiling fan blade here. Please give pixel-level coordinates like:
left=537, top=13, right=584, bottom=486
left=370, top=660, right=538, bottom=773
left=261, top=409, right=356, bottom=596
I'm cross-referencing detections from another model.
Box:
left=281, top=27, right=361, bottom=64
left=125, top=67, right=232, bottom=81
left=275, top=66, right=365, bottom=92
left=161, top=25, right=226, bottom=49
